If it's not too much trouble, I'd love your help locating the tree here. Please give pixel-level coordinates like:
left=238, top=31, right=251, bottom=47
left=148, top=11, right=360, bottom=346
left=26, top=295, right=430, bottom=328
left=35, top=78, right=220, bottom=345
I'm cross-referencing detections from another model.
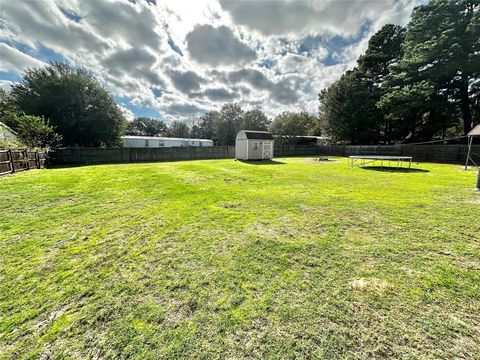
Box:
left=319, top=24, right=406, bottom=144
left=358, top=24, right=407, bottom=84
left=11, top=62, right=127, bottom=147
left=269, top=111, right=319, bottom=143
left=214, top=103, right=244, bottom=145
left=383, top=0, right=480, bottom=135
left=0, top=88, right=20, bottom=128
left=1, top=89, right=61, bottom=148
left=319, top=70, right=385, bottom=144
left=198, top=111, right=218, bottom=140
left=168, top=120, right=190, bottom=138
left=125, top=117, right=166, bottom=137
left=15, top=115, right=62, bottom=148
left=241, top=109, right=271, bottom=131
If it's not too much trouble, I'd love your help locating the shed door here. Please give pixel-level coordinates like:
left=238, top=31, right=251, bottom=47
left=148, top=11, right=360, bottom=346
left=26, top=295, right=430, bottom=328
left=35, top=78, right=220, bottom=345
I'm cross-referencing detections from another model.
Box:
left=262, top=142, right=272, bottom=159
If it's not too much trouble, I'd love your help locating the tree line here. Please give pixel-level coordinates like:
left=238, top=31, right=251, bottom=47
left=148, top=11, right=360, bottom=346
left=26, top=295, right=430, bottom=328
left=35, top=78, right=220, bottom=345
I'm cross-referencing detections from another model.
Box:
left=0, top=61, right=320, bottom=148
left=319, top=0, right=479, bottom=144
left=0, top=0, right=477, bottom=149
left=125, top=105, right=319, bottom=146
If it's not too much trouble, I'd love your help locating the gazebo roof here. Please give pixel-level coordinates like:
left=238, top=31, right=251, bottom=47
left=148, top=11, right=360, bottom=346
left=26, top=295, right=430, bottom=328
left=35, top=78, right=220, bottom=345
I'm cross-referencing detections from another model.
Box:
left=468, top=124, right=480, bottom=137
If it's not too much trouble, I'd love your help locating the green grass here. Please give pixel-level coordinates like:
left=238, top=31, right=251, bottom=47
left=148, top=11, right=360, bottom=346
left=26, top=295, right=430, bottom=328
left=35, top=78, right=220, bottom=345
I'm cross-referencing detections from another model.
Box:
left=1, top=157, right=479, bottom=359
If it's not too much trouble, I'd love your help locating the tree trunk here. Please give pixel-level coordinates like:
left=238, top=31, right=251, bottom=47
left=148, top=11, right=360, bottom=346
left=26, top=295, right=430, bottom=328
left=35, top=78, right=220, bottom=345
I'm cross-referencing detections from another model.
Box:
left=459, top=80, right=472, bottom=135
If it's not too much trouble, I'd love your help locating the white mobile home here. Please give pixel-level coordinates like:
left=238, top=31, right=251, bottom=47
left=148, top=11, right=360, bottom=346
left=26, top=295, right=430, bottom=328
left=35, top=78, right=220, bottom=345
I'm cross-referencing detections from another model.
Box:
left=122, top=136, right=213, bottom=148
left=235, top=130, right=274, bottom=160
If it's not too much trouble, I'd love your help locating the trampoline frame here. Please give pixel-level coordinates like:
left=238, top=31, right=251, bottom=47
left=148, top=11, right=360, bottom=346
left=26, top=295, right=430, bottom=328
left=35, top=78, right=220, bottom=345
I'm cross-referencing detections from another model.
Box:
left=348, top=155, right=412, bottom=169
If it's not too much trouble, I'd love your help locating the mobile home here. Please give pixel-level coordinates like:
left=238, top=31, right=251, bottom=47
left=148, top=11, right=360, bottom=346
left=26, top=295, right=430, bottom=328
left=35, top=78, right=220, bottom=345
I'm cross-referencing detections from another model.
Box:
left=122, top=136, right=213, bottom=148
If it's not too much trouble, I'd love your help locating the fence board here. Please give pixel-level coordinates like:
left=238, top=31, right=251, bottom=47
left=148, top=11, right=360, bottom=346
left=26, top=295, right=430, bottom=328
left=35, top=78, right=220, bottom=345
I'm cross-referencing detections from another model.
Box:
left=48, top=144, right=480, bottom=166
left=0, top=149, right=48, bottom=177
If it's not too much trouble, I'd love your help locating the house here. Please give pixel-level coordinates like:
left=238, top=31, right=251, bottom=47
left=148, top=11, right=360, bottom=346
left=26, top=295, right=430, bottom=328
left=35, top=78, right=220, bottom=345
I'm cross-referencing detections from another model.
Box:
left=0, top=121, right=18, bottom=142
left=235, top=130, right=274, bottom=160
left=122, top=135, right=213, bottom=148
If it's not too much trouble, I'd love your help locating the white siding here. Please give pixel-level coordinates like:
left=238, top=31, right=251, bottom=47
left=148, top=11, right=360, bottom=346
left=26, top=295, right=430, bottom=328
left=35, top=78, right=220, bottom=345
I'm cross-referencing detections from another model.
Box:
left=123, top=136, right=213, bottom=148
left=0, top=123, right=17, bottom=141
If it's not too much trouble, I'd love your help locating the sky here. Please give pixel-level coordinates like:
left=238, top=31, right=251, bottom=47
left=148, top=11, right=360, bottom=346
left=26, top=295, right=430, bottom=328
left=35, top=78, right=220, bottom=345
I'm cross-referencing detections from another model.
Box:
left=0, top=0, right=421, bottom=123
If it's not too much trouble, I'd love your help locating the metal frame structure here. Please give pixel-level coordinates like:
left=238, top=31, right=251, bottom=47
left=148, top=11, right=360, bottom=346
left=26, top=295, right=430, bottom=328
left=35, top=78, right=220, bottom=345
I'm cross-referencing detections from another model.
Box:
left=349, top=155, right=412, bottom=169
left=465, top=124, right=480, bottom=170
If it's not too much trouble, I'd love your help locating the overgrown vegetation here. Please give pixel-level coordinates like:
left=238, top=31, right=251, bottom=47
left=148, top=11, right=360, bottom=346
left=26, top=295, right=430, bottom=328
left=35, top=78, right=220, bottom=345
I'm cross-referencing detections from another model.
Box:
left=0, top=89, right=61, bottom=149
left=1, top=158, right=478, bottom=358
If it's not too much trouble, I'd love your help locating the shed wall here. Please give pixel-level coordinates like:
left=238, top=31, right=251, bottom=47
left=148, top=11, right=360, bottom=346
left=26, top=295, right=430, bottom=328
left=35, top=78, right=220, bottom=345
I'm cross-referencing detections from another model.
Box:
left=235, top=139, right=274, bottom=160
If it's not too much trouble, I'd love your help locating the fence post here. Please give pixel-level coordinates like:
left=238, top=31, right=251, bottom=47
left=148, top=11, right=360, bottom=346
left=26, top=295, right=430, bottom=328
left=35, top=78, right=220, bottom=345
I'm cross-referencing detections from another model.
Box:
left=476, top=168, right=480, bottom=191
left=7, top=149, right=14, bottom=173
left=24, top=149, right=29, bottom=170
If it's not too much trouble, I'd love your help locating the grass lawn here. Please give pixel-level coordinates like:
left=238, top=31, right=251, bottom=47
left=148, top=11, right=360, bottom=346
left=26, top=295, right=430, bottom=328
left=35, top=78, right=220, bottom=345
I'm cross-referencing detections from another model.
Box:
left=1, top=157, right=479, bottom=359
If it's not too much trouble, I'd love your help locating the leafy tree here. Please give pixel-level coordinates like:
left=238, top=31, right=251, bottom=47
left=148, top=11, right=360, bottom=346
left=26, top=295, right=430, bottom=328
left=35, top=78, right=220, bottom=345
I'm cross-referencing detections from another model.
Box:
left=378, top=80, right=458, bottom=141
left=241, top=109, right=271, bottom=131
left=270, top=111, right=319, bottom=143
left=383, top=0, right=480, bottom=135
left=198, top=111, right=218, bottom=140
left=168, top=120, right=190, bottom=138
left=1, top=89, right=61, bottom=148
left=319, top=70, right=383, bottom=144
left=358, top=24, right=407, bottom=84
left=11, top=62, right=127, bottom=147
left=0, top=89, right=20, bottom=128
left=189, top=124, right=202, bottom=139
left=15, top=115, right=62, bottom=148
left=125, top=117, right=166, bottom=137
left=319, top=24, right=406, bottom=144
left=214, top=103, right=244, bottom=145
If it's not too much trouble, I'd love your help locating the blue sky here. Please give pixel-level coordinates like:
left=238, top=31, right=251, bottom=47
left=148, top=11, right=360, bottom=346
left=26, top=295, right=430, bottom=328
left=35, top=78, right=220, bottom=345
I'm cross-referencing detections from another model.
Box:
left=0, top=0, right=420, bottom=122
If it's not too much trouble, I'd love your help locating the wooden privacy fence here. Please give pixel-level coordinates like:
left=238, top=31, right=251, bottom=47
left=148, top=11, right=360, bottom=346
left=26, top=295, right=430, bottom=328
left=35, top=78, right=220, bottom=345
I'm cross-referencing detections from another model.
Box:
left=51, top=146, right=235, bottom=165
left=322, top=144, right=480, bottom=164
left=49, top=144, right=480, bottom=166
left=0, top=149, right=47, bottom=176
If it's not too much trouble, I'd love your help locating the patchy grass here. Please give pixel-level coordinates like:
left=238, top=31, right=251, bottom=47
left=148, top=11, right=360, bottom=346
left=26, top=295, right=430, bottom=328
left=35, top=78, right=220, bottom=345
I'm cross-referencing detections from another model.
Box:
left=0, top=157, right=479, bottom=359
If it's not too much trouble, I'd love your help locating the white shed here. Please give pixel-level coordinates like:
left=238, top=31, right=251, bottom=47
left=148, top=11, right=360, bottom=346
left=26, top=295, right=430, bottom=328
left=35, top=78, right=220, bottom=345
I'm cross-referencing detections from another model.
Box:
left=0, top=121, right=17, bottom=141
left=235, top=130, right=274, bottom=160
left=122, top=136, right=213, bottom=148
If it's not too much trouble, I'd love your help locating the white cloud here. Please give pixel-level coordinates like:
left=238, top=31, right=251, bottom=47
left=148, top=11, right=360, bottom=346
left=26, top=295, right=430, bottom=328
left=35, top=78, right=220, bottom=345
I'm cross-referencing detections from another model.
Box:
left=118, top=103, right=134, bottom=122
left=0, top=0, right=421, bottom=120
left=220, top=0, right=418, bottom=37
left=0, top=43, right=45, bottom=73
left=186, top=24, right=257, bottom=66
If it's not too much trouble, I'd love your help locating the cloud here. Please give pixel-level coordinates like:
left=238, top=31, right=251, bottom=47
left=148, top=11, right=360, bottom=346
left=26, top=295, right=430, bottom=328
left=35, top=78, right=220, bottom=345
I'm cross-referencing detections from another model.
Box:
left=118, top=103, right=134, bottom=122
left=104, top=47, right=166, bottom=87
left=220, top=0, right=418, bottom=37
left=164, top=103, right=205, bottom=116
left=0, top=43, right=46, bottom=73
left=167, top=70, right=205, bottom=94
left=186, top=24, right=256, bottom=66
left=199, top=87, right=237, bottom=102
left=0, top=80, right=17, bottom=91
left=225, top=68, right=299, bottom=104
left=0, top=0, right=421, bottom=120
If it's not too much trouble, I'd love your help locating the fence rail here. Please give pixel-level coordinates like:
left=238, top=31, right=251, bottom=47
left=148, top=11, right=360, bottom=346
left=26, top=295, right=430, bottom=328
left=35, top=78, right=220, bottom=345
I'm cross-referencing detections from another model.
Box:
left=0, top=149, right=47, bottom=176
left=49, top=144, right=480, bottom=166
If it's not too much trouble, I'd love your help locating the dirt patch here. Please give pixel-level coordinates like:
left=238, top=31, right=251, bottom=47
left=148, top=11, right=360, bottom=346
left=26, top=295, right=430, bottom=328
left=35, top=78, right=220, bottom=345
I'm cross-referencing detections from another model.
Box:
left=351, top=278, right=395, bottom=292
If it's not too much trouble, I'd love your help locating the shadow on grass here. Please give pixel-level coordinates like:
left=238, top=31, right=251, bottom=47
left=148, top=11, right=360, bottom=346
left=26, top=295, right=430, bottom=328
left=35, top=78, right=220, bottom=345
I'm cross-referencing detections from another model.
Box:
left=361, top=166, right=430, bottom=173
left=236, top=160, right=286, bottom=165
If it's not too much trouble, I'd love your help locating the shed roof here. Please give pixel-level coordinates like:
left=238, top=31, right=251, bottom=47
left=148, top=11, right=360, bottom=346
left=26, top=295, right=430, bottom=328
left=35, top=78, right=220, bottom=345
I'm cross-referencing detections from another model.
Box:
left=244, top=131, right=273, bottom=140
left=0, top=121, right=17, bottom=135
left=468, top=124, right=480, bottom=136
